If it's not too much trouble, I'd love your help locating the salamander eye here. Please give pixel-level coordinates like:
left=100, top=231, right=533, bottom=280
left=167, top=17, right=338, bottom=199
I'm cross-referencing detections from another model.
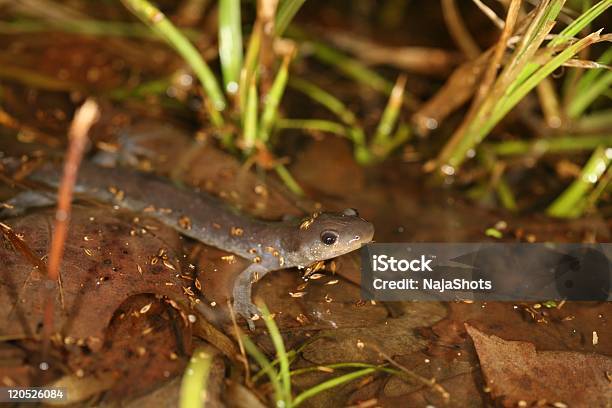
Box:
left=321, top=230, right=339, bottom=245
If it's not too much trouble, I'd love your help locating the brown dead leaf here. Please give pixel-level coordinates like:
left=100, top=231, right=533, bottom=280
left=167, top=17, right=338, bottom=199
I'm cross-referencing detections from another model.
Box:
left=295, top=302, right=446, bottom=367
left=67, top=295, right=190, bottom=401
left=427, top=302, right=611, bottom=358
left=0, top=206, right=192, bottom=349
left=466, top=323, right=612, bottom=407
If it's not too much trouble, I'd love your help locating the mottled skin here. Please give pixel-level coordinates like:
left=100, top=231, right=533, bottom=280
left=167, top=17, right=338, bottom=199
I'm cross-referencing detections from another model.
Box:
left=5, top=161, right=375, bottom=329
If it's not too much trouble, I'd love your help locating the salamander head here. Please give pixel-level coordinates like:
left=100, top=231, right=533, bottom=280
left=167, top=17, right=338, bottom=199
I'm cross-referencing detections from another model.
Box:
left=291, top=208, right=374, bottom=265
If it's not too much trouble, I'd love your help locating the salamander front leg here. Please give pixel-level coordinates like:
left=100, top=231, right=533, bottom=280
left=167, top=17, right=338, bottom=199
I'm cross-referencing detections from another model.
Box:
left=232, top=263, right=270, bottom=330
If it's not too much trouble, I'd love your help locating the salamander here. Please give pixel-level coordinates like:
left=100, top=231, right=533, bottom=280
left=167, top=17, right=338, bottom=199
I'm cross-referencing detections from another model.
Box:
left=2, top=161, right=375, bottom=329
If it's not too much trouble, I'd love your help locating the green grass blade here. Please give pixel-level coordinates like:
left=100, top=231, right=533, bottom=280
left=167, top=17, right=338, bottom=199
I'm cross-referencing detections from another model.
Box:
left=219, top=0, right=244, bottom=95
left=496, top=178, right=518, bottom=211
left=568, top=70, right=612, bottom=118
left=309, top=41, right=392, bottom=95
left=504, top=0, right=561, bottom=80
left=578, top=108, right=612, bottom=130
left=242, top=335, right=285, bottom=405
left=0, top=64, right=84, bottom=92
left=290, top=363, right=390, bottom=377
left=501, top=0, right=563, bottom=100
left=121, top=0, right=226, bottom=127
left=179, top=346, right=214, bottom=408
left=275, top=164, right=305, bottom=196
left=276, top=0, right=306, bottom=37
left=549, top=0, right=611, bottom=47
left=243, top=78, right=258, bottom=151
left=292, top=368, right=376, bottom=407
left=0, top=18, right=200, bottom=40
left=477, top=149, right=518, bottom=212
left=257, top=303, right=292, bottom=405
left=438, top=28, right=601, bottom=170
left=446, top=32, right=602, bottom=168
left=509, top=0, right=610, bottom=96
left=239, top=22, right=262, bottom=113
left=287, top=27, right=417, bottom=107
left=350, top=127, right=373, bottom=164
left=493, top=31, right=602, bottom=127
left=547, top=145, right=611, bottom=217
left=372, top=75, right=406, bottom=146
left=259, top=56, right=291, bottom=143
left=276, top=118, right=347, bottom=136
left=486, top=135, right=612, bottom=155
left=252, top=350, right=298, bottom=382
left=584, top=165, right=612, bottom=213
left=288, top=77, right=357, bottom=126
left=574, top=46, right=612, bottom=95
left=372, top=122, right=412, bottom=161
